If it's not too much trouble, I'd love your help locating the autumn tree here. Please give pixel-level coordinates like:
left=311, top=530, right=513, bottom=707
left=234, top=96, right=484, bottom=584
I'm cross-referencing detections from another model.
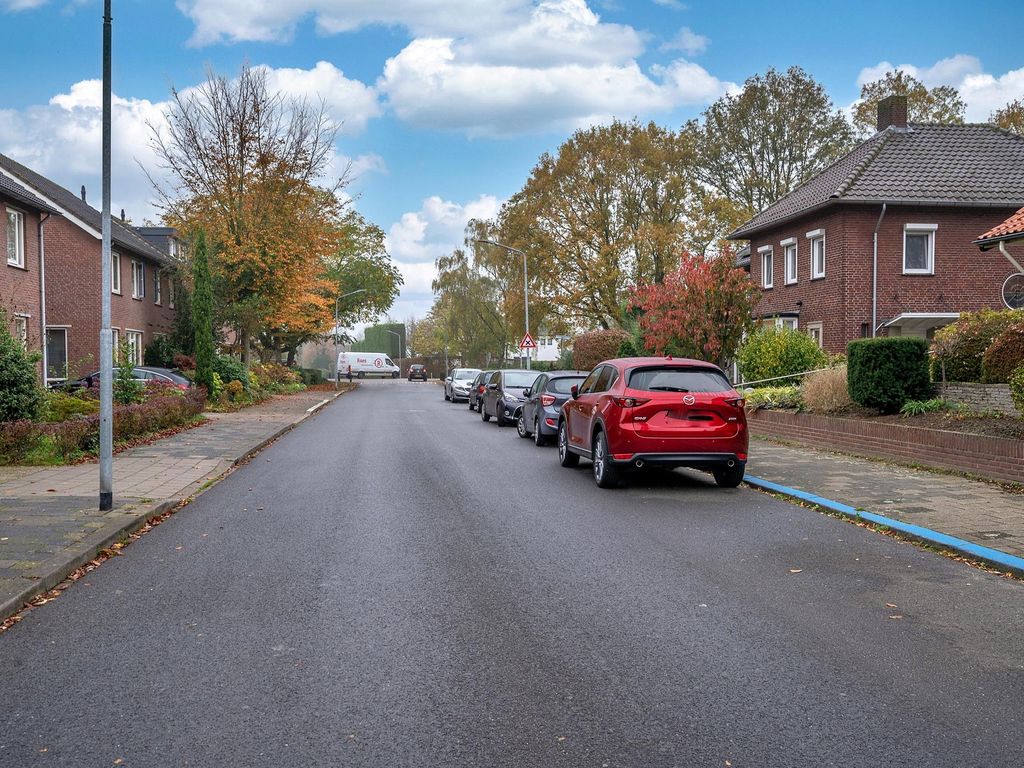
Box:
left=192, top=231, right=215, bottom=394
left=853, top=70, right=966, bottom=134
left=990, top=98, right=1024, bottom=135
left=630, top=251, right=758, bottom=367
left=687, top=67, right=855, bottom=217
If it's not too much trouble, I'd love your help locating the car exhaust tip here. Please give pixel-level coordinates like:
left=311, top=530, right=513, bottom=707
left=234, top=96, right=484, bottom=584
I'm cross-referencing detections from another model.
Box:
left=727, top=460, right=735, bottom=467
left=635, top=459, right=644, bottom=468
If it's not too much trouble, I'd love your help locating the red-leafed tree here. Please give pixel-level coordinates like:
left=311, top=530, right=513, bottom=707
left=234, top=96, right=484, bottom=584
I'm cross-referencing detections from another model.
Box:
left=631, top=251, right=758, bottom=367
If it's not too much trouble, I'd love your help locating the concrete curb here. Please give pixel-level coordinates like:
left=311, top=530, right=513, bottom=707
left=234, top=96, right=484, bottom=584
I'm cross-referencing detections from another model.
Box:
left=745, top=475, right=1024, bottom=578
left=0, top=389, right=347, bottom=624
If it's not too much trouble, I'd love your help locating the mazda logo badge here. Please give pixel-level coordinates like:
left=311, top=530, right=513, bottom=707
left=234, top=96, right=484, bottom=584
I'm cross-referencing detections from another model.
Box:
left=683, top=394, right=695, bottom=405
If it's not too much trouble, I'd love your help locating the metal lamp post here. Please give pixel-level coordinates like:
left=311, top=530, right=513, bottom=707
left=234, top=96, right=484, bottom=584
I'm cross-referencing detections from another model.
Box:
left=476, top=239, right=530, bottom=370
left=385, top=329, right=404, bottom=377
left=334, top=288, right=366, bottom=390
left=98, top=0, right=113, bottom=511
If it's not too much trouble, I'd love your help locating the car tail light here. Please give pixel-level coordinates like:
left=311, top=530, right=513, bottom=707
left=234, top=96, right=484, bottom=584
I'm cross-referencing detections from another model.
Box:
left=737, top=453, right=748, bottom=461
left=478, top=385, right=485, bottom=393
left=725, top=397, right=745, bottom=408
left=540, top=394, right=556, bottom=406
left=613, top=396, right=650, bottom=408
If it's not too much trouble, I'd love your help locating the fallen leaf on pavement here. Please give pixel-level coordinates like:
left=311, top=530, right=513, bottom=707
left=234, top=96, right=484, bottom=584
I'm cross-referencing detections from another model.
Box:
left=885, top=603, right=897, bottom=608
left=889, top=614, right=904, bottom=619
left=788, top=569, right=803, bottom=574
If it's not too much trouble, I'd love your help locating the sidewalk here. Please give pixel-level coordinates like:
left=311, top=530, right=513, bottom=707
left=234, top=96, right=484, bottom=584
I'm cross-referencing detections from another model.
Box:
left=746, top=436, right=1024, bottom=563
left=0, top=388, right=346, bottom=621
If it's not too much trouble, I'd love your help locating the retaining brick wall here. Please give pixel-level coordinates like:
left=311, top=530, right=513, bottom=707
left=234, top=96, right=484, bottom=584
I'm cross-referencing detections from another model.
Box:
left=939, top=383, right=1019, bottom=417
left=748, top=409, right=1024, bottom=485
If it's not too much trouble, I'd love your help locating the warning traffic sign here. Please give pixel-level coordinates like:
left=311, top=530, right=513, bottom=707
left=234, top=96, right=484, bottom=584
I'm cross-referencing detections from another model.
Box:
left=519, top=332, right=537, bottom=350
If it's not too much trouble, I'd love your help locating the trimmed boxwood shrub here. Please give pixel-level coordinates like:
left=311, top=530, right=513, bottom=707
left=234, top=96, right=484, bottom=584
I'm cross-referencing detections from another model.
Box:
left=847, top=337, right=932, bottom=413
left=981, top=321, right=1024, bottom=384
left=932, top=309, right=1024, bottom=383
left=213, top=354, right=250, bottom=390
left=573, top=329, right=629, bottom=371
left=737, top=326, right=827, bottom=385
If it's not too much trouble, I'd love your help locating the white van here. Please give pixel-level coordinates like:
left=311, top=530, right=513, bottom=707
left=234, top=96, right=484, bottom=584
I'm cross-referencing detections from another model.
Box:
left=338, top=351, right=400, bottom=379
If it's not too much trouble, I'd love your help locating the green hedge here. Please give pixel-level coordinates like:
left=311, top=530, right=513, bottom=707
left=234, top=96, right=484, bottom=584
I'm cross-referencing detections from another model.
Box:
left=981, top=321, right=1024, bottom=384
left=572, top=329, right=629, bottom=371
left=847, top=337, right=932, bottom=413
left=737, top=326, right=827, bottom=384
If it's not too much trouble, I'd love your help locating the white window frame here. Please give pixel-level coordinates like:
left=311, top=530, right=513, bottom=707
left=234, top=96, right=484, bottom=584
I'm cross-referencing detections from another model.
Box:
left=131, top=259, right=145, bottom=299
left=6, top=207, right=25, bottom=268
left=758, top=245, right=774, bottom=289
left=111, top=327, right=120, bottom=358
left=807, top=228, right=825, bottom=279
left=903, top=224, right=937, bottom=275
left=13, top=314, right=29, bottom=350
left=125, top=330, right=143, bottom=366
left=168, top=277, right=175, bottom=309
left=153, top=269, right=162, bottom=305
left=806, top=321, right=823, bottom=349
left=782, top=237, right=798, bottom=284
left=778, top=317, right=798, bottom=331
left=111, top=252, right=122, bottom=294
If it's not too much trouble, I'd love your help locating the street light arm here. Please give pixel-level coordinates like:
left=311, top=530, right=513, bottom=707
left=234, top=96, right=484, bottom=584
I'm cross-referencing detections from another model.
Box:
left=474, top=239, right=531, bottom=371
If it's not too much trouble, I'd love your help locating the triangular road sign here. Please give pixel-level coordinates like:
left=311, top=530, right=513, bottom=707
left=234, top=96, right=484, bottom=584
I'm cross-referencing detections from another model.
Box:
left=519, top=332, right=537, bottom=349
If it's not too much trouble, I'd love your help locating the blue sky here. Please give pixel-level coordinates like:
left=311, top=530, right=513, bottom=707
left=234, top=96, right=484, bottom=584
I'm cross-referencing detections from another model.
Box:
left=2, top=0, right=1023, bottom=323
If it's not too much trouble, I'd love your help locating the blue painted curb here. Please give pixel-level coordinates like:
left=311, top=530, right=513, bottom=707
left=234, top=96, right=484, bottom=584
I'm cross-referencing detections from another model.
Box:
left=744, top=475, right=1024, bottom=577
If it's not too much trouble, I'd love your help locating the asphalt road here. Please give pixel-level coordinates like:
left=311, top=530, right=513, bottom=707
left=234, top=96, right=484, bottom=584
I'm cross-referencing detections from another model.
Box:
left=2, top=379, right=1023, bottom=767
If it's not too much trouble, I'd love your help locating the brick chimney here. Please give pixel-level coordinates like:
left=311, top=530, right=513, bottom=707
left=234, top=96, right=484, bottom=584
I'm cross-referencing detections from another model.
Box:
left=877, top=94, right=908, bottom=131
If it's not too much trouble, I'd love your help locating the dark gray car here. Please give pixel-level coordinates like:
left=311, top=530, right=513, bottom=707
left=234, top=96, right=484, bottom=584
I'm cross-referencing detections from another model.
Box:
left=480, top=369, right=539, bottom=427
left=468, top=370, right=496, bottom=412
left=516, top=370, right=589, bottom=445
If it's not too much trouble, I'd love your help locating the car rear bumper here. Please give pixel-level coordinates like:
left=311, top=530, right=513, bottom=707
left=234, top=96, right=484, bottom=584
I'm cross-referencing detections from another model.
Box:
left=610, top=452, right=746, bottom=470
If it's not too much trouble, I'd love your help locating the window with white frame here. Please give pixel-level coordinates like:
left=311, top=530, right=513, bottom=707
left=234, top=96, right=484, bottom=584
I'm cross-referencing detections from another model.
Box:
left=111, top=252, right=121, bottom=293
left=13, top=315, right=28, bottom=350
left=153, top=269, right=162, bottom=305
left=126, top=330, right=143, bottom=365
left=778, top=317, right=798, bottom=331
left=903, top=224, right=936, bottom=274
left=759, top=246, right=773, bottom=288
left=111, top=328, right=120, bottom=358
left=131, top=260, right=145, bottom=299
left=782, top=238, right=798, bottom=284
left=807, top=229, right=825, bottom=279
left=45, top=328, right=68, bottom=382
left=168, top=277, right=176, bottom=309
left=806, top=322, right=823, bottom=348
left=6, top=208, right=25, bottom=267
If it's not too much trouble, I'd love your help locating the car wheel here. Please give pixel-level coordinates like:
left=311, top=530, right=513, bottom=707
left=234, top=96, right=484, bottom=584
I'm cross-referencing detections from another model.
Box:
left=481, top=403, right=491, bottom=422
left=516, top=412, right=530, bottom=438
left=495, top=406, right=507, bottom=427
left=469, top=398, right=475, bottom=411
left=357, top=371, right=365, bottom=379
left=557, top=421, right=579, bottom=467
left=444, top=390, right=451, bottom=401
left=533, top=417, right=547, bottom=446
left=713, top=464, right=745, bottom=488
left=592, top=431, right=620, bottom=489
left=392, top=371, right=399, bottom=379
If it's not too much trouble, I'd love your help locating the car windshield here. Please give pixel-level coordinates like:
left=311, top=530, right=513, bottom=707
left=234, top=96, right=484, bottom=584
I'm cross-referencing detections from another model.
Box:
left=549, top=376, right=585, bottom=394
left=504, top=371, right=539, bottom=388
left=627, top=367, right=731, bottom=393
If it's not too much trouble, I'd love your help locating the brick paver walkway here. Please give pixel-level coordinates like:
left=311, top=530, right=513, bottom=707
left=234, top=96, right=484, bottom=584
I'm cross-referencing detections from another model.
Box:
left=747, top=437, right=1024, bottom=558
left=0, top=389, right=343, bottom=618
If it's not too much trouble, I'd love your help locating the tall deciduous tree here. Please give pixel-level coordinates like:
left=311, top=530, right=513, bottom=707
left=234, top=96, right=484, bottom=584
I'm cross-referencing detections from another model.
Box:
left=853, top=70, right=966, bottom=134
left=990, top=98, right=1024, bottom=135
left=192, top=231, right=215, bottom=395
left=630, top=251, right=758, bottom=367
left=687, top=67, right=854, bottom=217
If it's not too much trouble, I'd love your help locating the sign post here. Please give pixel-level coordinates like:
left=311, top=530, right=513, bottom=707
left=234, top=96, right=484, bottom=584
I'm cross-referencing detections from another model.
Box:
left=519, top=332, right=537, bottom=369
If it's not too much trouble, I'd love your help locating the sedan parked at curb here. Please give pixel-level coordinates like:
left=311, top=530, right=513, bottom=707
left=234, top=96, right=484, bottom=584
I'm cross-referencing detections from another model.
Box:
left=517, top=370, right=589, bottom=446
left=480, top=369, right=539, bottom=427
left=468, top=370, right=496, bottom=412
left=557, top=357, right=748, bottom=489
left=445, top=368, right=482, bottom=402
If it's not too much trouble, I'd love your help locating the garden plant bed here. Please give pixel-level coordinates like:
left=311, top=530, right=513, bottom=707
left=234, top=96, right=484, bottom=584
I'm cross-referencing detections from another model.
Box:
left=832, top=406, right=1024, bottom=441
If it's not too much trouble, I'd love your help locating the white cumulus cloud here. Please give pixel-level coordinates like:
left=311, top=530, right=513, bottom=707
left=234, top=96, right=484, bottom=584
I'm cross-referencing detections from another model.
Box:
left=661, top=26, right=708, bottom=56
left=257, top=61, right=382, bottom=135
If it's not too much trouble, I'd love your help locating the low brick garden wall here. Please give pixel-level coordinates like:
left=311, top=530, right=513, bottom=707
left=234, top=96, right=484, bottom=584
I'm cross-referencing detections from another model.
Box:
left=939, top=382, right=1018, bottom=416
left=748, top=409, right=1024, bottom=485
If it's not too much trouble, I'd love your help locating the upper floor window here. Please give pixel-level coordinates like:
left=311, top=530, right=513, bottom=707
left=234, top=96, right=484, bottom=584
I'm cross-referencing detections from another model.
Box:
left=903, top=224, right=936, bottom=275
left=782, top=238, right=798, bottom=284
left=168, top=278, right=176, bottom=309
left=131, top=260, right=145, bottom=299
left=807, top=229, right=825, bottom=279
left=111, top=252, right=121, bottom=294
left=758, top=246, right=773, bottom=289
left=6, top=208, right=25, bottom=267
left=153, top=270, right=162, bottom=305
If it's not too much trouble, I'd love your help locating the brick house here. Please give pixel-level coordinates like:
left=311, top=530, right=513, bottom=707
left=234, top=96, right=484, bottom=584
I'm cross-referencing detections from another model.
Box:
left=0, top=153, right=176, bottom=382
left=728, top=96, right=1024, bottom=354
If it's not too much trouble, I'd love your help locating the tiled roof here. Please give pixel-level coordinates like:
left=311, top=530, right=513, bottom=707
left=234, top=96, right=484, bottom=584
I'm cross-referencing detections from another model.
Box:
left=0, top=172, right=59, bottom=214
left=0, top=153, right=166, bottom=263
left=730, top=124, right=1024, bottom=240
left=975, top=206, right=1024, bottom=247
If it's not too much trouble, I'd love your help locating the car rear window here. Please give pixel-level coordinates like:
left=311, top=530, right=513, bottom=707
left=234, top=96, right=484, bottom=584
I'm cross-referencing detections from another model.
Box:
left=548, top=376, right=585, bottom=394
left=504, top=371, right=539, bottom=388
left=627, top=366, right=731, bottom=393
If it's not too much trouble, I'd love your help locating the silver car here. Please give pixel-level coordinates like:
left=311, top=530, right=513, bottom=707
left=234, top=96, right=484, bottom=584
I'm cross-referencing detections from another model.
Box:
left=444, top=367, right=482, bottom=402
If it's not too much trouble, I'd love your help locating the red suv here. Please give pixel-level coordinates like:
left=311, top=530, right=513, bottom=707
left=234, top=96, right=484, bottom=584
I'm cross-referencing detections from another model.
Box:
left=557, top=357, right=748, bottom=489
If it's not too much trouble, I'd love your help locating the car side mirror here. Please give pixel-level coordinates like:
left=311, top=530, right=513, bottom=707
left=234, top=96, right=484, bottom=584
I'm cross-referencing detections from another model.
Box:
left=570, top=384, right=579, bottom=399
left=445, top=376, right=452, bottom=383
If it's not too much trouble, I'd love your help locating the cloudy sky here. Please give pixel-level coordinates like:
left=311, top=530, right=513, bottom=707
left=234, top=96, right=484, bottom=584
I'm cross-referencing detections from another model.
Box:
left=2, top=0, right=1023, bottom=324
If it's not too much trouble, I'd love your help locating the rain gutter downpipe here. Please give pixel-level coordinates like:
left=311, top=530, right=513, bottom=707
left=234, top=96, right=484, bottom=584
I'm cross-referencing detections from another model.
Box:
left=872, top=203, right=887, bottom=337
left=38, top=212, right=50, bottom=385
left=998, top=241, right=1024, bottom=274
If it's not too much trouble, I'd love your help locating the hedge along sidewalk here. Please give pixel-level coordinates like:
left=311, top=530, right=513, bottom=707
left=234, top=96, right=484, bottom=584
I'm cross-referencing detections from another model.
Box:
left=0, top=388, right=348, bottom=623
left=745, top=437, right=1024, bottom=567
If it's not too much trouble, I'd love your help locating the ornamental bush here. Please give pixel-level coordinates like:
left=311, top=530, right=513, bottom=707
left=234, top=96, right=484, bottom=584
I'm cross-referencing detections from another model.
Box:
left=981, top=321, right=1024, bottom=384
left=572, top=329, right=629, bottom=371
left=143, top=335, right=175, bottom=368
left=0, top=311, right=44, bottom=422
left=736, top=326, right=827, bottom=385
left=0, top=420, right=42, bottom=463
left=1010, top=364, right=1024, bottom=416
left=847, top=337, right=932, bottom=413
left=932, top=309, right=1024, bottom=383
left=213, top=354, right=250, bottom=389
left=800, top=364, right=853, bottom=413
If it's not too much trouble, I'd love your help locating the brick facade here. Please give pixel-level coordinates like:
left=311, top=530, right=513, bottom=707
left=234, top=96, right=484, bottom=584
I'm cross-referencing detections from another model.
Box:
left=748, top=204, right=1024, bottom=354
left=1, top=194, right=44, bottom=376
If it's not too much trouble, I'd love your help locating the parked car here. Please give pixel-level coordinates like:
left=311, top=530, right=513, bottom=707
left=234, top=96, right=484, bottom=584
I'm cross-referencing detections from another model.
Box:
left=408, top=364, right=428, bottom=381
left=480, top=369, right=539, bottom=427
left=445, top=367, right=482, bottom=401
left=516, top=370, right=589, bottom=445
left=58, top=366, right=192, bottom=391
left=468, top=370, right=496, bottom=412
left=557, top=357, right=748, bottom=489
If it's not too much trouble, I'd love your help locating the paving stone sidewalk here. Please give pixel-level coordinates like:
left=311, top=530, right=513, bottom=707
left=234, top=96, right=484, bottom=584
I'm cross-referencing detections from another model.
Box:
left=747, top=437, right=1024, bottom=559
left=0, top=388, right=344, bottom=620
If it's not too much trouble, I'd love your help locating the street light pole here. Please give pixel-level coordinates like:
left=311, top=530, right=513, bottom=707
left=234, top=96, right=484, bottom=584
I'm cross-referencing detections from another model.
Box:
left=476, top=239, right=530, bottom=370
left=334, top=288, right=366, bottom=390
left=98, top=0, right=113, bottom=511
